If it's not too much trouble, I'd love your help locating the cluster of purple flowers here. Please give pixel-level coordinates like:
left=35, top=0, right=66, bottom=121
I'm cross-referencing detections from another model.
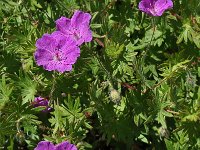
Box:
left=34, top=141, right=77, bottom=150
left=139, top=0, right=173, bottom=16
left=34, top=10, right=92, bottom=73
left=33, top=1, right=174, bottom=148
left=33, top=10, right=92, bottom=149
left=34, top=2, right=173, bottom=72
left=33, top=2, right=173, bottom=75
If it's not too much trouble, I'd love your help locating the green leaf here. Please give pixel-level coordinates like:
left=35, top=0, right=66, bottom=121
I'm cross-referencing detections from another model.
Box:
left=90, top=24, right=102, bottom=29
left=0, top=75, right=13, bottom=110
left=105, top=42, right=124, bottom=59
left=18, top=75, right=37, bottom=104
left=49, top=103, right=66, bottom=135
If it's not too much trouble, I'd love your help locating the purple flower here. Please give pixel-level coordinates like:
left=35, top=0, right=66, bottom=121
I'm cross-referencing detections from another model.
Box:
left=138, top=0, right=173, bottom=16
left=32, top=97, right=52, bottom=112
left=34, top=141, right=55, bottom=150
left=34, top=141, right=77, bottom=150
left=56, top=10, right=92, bottom=46
left=55, top=141, right=77, bottom=150
left=34, top=31, right=80, bottom=72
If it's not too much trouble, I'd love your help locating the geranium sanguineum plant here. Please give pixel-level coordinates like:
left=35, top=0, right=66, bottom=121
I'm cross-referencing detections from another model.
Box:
left=56, top=10, right=92, bottom=46
left=34, top=31, right=80, bottom=73
left=138, top=0, right=173, bottom=16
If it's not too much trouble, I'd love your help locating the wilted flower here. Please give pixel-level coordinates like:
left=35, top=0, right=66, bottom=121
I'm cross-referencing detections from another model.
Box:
left=56, top=10, right=92, bottom=46
left=34, top=31, right=80, bottom=72
left=138, top=0, right=173, bottom=16
left=34, top=141, right=77, bottom=150
left=32, top=97, right=52, bottom=112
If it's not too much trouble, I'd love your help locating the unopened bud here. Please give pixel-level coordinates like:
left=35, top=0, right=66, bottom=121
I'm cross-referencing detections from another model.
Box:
left=158, top=127, right=169, bottom=139
left=61, top=92, right=67, bottom=97
left=109, top=89, right=121, bottom=104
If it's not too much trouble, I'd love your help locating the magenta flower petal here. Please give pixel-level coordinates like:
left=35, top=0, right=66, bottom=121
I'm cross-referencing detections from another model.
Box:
left=55, top=17, right=71, bottom=35
left=138, top=0, right=151, bottom=14
left=154, top=0, right=173, bottom=16
left=34, top=97, right=48, bottom=106
left=34, top=48, right=54, bottom=66
left=59, top=36, right=80, bottom=55
left=36, top=34, right=57, bottom=51
left=34, top=141, right=55, bottom=150
left=55, top=10, right=92, bottom=46
left=138, top=0, right=173, bottom=16
left=32, top=97, right=52, bottom=112
left=79, top=25, right=93, bottom=43
left=34, top=31, right=80, bottom=73
left=61, top=49, right=80, bottom=64
left=55, top=141, right=77, bottom=150
left=71, top=10, right=91, bottom=28
left=51, top=31, right=68, bottom=47
left=57, top=37, right=80, bottom=65
left=34, top=141, right=77, bottom=150
left=56, top=63, right=72, bottom=72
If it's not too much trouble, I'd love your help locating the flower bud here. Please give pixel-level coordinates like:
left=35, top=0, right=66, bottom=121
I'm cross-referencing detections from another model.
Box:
left=158, top=127, right=169, bottom=139
left=61, top=92, right=67, bottom=97
left=109, top=89, right=121, bottom=104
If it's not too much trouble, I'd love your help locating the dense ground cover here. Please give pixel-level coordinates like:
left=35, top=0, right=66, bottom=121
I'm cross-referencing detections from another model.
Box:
left=0, top=0, right=199, bottom=149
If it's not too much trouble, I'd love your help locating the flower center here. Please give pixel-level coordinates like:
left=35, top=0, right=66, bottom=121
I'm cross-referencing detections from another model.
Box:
left=73, top=31, right=80, bottom=40
left=53, top=51, right=61, bottom=61
left=69, top=28, right=80, bottom=40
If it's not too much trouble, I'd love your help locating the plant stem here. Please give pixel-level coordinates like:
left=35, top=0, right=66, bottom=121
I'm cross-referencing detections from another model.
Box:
left=49, top=71, right=56, bottom=104
left=138, top=17, right=156, bottom=91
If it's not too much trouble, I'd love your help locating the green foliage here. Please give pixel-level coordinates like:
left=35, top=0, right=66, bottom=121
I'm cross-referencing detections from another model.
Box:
left=0, top=75, right=13, bottom=109
left=18, top=74, right=37, bottom=104
left=0, top=0, right=199, bottom=149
